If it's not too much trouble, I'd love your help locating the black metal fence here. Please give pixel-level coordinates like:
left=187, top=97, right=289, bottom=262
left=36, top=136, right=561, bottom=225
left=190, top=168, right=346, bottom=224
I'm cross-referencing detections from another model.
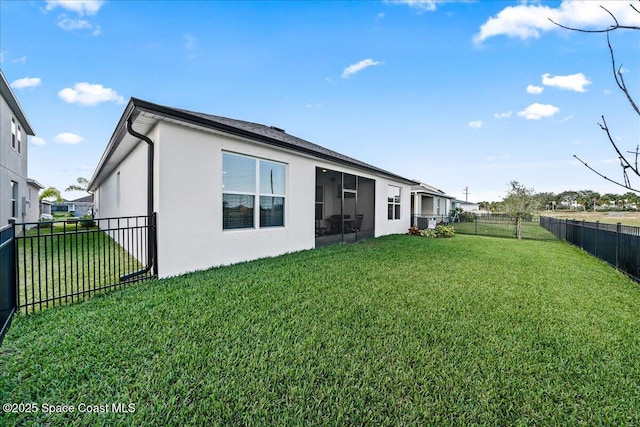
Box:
left=12, top=214, right=156, bottom=315
left=412, top=214, right=556, bottom=241
left=0, top=224, right=16, bottom=345
left=540, top=216, right=640, bottom=282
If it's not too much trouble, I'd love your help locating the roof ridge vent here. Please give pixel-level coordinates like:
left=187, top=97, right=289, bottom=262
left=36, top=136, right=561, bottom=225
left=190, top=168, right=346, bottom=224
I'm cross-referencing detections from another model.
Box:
left=269, top=125, right=285, bottom=133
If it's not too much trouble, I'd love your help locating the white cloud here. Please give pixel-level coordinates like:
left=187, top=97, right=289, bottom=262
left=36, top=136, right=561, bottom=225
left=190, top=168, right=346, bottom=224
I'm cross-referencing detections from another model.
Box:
left=305, top=103, right=323, bottom=109
left=526, top=84, right=544, bottom=94
left=45, top=0, right=104, bottom=16
left=10, top=77, right=42, bottom=90
left=494, top=111, right=512, bottom=119
left=54, top=132, right=84, bottom=144
left=468, top=120, right=483, bottom=129
left=517, top=103, right=559, bottom=120
left=342, top=59, right=382, bottom=78
left=474, top=1, right=640, bottom=44
left=30, top=137, right=46, bottom=146
left=542, top=73, right=591, bottom=92
left=57, top=15, right=92, bottom=31
left=58, top=82, right=125, bottom=106
left=386, top=0, right=438, bottom=12
left=12, top=56, right=27, bottom=64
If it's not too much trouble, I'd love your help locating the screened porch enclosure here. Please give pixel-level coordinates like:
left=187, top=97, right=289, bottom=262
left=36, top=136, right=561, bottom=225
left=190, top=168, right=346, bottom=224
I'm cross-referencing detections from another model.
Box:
left=315, top=167, right=375, bottom=247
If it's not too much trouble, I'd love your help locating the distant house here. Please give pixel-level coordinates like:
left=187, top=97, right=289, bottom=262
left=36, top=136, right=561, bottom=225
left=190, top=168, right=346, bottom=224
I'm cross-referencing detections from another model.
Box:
left=26, top=179, right=44, bottom=222
left=0, top=69, right=39, bottom=226
left=52, top=195, right=94, bottom=217
left=89, top=98, right=417, bottom=278
left=452, top=199, right=481, bottom=214
left=411, top=182, right=455, bottom=224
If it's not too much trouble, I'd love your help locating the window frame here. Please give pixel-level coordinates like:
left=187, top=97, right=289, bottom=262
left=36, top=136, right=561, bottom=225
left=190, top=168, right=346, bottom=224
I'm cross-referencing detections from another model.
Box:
left=10, top=180, right=18, bottom=218
left=387, top=185, right=401, bottom=220
left=222, top=152, right=286, bottom=231
left=11, top=117, right=16, bottom=150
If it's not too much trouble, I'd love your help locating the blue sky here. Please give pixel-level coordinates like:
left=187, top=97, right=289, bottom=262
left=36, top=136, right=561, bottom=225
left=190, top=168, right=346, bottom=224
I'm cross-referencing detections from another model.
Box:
left=1, top=0, right=639, bottom=202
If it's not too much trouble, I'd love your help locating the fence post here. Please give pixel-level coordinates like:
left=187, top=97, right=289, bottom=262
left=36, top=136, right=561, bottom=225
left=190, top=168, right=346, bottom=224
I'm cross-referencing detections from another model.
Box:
left=595, top=220, right=599, bottom=257
left=581, top=219, right=585, bottom=250
left=616, top=222, right=621, bottom=271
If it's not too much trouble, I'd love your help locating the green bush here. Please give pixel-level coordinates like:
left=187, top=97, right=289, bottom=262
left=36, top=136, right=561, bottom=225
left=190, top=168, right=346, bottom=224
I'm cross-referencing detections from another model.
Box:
left=419, top=229, right=437, bottom=238
left=418, top=225, right=455, bottom=238
left=79, top=215, right=96, bottom=228
left=459, top=211, right=475, bottom=222
left=435, top=224, right=455, bottom=238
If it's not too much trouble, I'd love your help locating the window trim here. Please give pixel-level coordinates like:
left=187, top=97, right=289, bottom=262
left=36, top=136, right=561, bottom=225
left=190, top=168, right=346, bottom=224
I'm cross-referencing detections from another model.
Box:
left=387, top=185, right=401, bottom=220
left=222, top=152, right=286, bottom=231
left=11, top=117, right=16, bottom=150
left=10, top=180, right=18, bottom=218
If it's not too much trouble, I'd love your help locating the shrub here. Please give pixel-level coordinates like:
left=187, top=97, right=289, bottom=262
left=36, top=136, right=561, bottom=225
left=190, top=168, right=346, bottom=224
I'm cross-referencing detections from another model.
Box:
left=435, top=224, right=455, bottom=238
left=407, top=226, right=421, bottom=236
left=79, top=215, right=96, bottom=228
left=459, top=211, right=475, bottom=222
left=417, top=225, right=455, bottom=238
left=419, top=229, right=437, bottom=238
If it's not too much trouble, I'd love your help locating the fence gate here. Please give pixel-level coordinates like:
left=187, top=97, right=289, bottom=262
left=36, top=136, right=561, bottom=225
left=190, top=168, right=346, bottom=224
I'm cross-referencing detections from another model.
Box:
left=0, top=224, right=17, bottom=345
left=0, top=215, right=156, bottom=346
left=14, top=215, right=156, bottom=315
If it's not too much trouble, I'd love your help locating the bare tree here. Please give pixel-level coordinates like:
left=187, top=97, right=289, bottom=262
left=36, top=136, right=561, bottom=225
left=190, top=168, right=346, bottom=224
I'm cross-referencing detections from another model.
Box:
left=550, top=2, right=640, bottom=192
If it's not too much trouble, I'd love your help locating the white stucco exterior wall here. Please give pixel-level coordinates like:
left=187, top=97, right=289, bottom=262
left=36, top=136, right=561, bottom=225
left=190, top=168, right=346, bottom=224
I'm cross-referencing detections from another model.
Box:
left=95, top=120, right=412, bottom=278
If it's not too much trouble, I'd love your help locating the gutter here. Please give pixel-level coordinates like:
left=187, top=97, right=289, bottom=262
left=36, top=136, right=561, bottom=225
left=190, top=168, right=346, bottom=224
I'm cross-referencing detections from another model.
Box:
left=119, top=115, right=157, bottom=280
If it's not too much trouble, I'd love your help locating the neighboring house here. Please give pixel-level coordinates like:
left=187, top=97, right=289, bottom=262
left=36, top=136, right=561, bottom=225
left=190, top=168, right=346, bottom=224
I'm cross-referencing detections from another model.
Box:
left=26, top=178, right=44, bottom=222
left=52, top=195, right=94, bottom=217
left=0, top=69, right=37, bottom=226
left=411, top=182, right=455, bottom=224
left=40, top=199, right=53, bottom=220
left=452, top=199, right=481, bottom=213
left=88, top=98, right=417, bottom=278
left=66, top=194, right=93, bottom=217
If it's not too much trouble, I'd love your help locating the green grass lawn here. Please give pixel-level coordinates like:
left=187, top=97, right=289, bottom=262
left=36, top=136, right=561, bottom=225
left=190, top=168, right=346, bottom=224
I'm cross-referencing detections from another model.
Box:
left=15, top=227, right=146, bottom=313
left=453, top=218, right=556, bottom=240
left=2, top=234, right=640, bottom=426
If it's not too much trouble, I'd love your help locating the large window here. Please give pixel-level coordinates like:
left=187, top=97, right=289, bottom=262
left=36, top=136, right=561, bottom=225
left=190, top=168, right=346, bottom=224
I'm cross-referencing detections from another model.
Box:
left=388, top=185, right=401, bottom=220
left=223, top=153, right=286, bottom=230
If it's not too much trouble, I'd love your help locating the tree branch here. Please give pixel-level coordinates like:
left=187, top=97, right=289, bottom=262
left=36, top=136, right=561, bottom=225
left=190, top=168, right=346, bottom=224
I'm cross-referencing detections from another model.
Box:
left=608, top=32, right=640, bottom=116
left=599, top=115, right=640, bottom=177
left=548, top=5, right=640, bottom=33
left=573, top=155, right=640, bottom=193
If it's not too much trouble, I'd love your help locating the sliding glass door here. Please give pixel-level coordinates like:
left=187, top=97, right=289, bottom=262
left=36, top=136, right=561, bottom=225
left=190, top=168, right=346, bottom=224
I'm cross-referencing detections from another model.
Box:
left=315, top=168, right=375, bottom=247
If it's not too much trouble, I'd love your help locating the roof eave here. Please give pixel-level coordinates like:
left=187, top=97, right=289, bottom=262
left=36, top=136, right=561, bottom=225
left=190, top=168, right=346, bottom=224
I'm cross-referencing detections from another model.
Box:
left=89, top=97, right=418, bottom=190
left=133, top=99, right=417, bottom=184
left=0, top=70, right=35, bottom=136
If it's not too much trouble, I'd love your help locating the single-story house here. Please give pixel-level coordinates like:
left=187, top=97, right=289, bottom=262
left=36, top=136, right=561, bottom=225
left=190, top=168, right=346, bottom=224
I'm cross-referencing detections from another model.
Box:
left=88, top=98, right=417, bottom=278
left=411, top=182, right=455, bottom=224
left=452, top=199, right=482, bottom=213
left=52, top=195, right=94, bottom=217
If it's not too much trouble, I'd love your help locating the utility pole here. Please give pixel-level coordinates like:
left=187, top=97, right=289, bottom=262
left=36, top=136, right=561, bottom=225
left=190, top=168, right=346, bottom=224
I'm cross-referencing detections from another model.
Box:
left=462, top=187, right=470, bottom=202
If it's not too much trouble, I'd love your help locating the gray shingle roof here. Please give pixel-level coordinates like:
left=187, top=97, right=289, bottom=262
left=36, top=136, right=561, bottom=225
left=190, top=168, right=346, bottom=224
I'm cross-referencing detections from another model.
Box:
left=146, top=100, right=416, bottom=184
